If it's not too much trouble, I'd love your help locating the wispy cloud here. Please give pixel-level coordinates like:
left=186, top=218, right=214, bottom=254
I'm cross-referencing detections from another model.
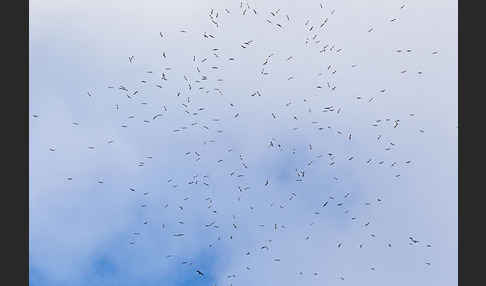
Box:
left=30, top=0, right=457, bottom=285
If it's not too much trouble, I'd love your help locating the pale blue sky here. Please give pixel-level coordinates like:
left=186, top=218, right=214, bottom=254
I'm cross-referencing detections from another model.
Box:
left=29, top=0, right=457, bottom=285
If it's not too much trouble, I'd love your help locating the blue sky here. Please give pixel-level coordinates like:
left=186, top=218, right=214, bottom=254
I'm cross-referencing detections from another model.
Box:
left=29, top=0, right=457, bottom=285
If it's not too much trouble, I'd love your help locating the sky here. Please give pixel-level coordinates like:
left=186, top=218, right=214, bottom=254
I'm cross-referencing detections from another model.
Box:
left=29, top=0, right=457, bottom=285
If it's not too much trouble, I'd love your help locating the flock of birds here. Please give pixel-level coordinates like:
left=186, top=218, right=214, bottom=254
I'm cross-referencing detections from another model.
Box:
left=33, top=1, right=442, bottom=284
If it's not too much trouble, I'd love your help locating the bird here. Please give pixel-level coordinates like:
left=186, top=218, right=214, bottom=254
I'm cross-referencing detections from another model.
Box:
left=409, top=237, right=420, bottom=243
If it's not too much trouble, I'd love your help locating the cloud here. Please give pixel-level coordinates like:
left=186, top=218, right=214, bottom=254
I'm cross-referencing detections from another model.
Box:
left=30, top=0, right=457, bottom=285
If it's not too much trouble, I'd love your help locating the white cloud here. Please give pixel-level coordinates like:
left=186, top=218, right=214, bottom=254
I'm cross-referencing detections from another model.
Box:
left=30, top=0, right=457, bottom=285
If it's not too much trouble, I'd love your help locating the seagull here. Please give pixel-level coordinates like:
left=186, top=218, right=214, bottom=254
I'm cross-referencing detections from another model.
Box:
left=409, top=237, right=419, bottom=243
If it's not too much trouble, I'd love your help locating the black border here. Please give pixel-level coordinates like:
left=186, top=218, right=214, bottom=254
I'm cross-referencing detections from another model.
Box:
left=3, top=0, right=28, bottom=284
